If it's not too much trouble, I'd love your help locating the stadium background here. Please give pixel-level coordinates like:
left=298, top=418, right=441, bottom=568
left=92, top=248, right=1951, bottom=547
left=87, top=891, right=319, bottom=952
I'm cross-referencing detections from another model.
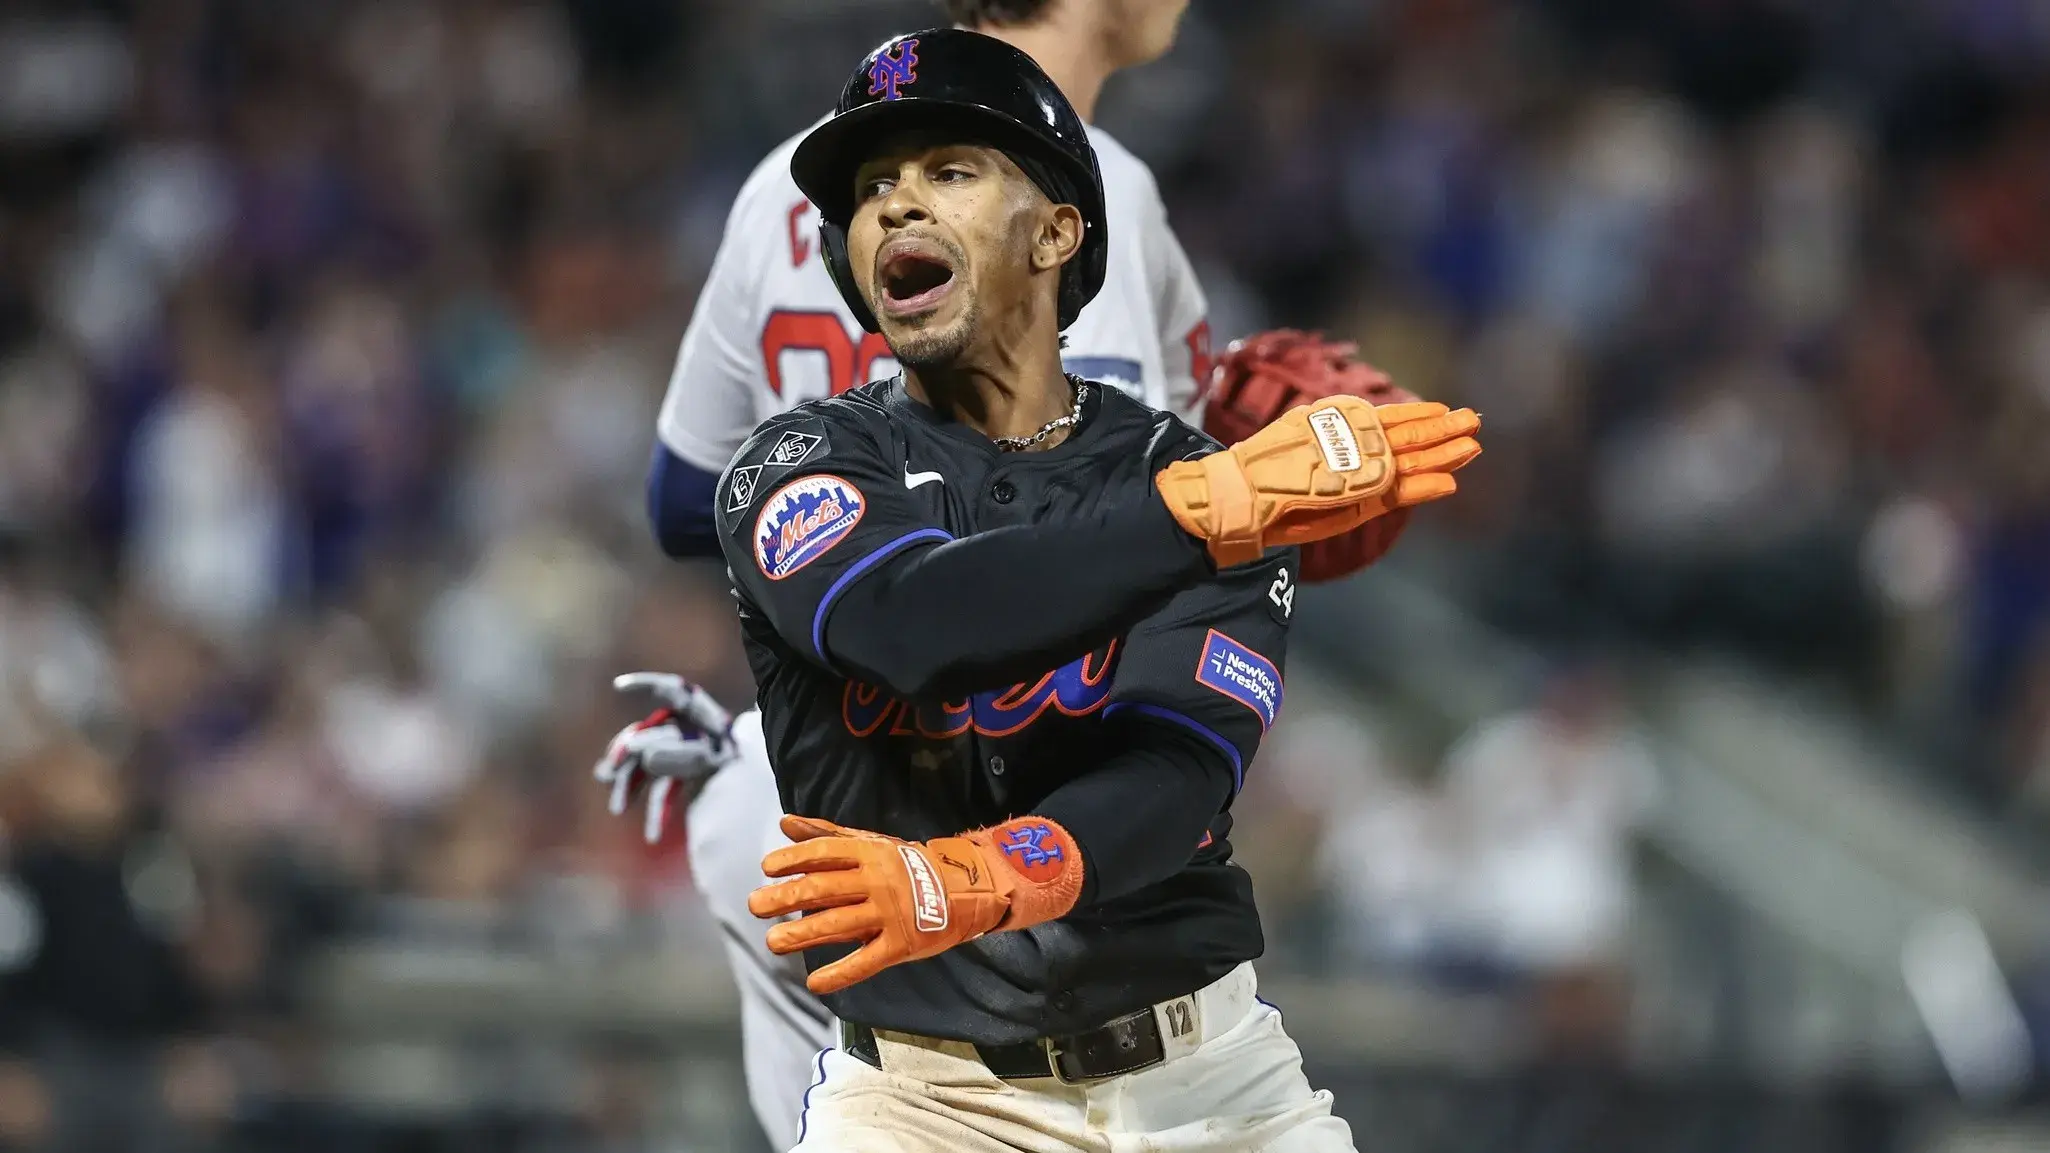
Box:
left=2, top=0, right=2049, bottom=1148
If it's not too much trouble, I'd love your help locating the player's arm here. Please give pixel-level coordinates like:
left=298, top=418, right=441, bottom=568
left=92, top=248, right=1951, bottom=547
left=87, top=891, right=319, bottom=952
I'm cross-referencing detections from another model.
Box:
left=646, top=177, right=774, bottom=559
left=719, top=402, right=1478, bottom=699
left=715, top=411, right=1212, bottom=700
left=646, top=448, right=724, bottom=559
left=746, top=552, right=1293, bottom=994
left=1031, top=551, right=1290, bottom=906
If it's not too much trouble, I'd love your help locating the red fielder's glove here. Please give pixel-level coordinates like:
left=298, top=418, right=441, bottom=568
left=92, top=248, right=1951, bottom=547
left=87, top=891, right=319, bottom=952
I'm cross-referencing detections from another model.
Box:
left=1202, top=330, right=1421, bottom=582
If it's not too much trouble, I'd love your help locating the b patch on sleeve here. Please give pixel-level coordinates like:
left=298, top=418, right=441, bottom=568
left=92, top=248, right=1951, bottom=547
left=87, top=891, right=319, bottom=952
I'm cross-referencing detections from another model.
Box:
left=1195, top=629, right=1283, bottom=729
left=753, top=474, right=866, bottom=580
left=725, top=464, right=763, bottom=513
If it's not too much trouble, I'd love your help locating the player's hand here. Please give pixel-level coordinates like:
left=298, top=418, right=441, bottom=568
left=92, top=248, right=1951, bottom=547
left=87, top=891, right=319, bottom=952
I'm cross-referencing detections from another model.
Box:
left=1201, top=330, right=1423, bottom=582
left=747, top=814, right=1085, bottom=995
left=592, top=672, right=738, bottom=844
left=1156, top=396, right=1481, bottom=568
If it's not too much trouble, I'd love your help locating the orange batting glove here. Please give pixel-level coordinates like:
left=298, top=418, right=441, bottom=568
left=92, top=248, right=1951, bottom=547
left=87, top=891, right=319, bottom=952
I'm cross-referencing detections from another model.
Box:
left=1156, top=397, right=1481, bottom=567
left=747, top=814, right=1086, bottom=995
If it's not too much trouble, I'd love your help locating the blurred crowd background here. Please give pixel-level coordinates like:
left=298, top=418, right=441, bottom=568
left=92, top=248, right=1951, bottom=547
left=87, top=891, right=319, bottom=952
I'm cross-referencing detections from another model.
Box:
left=1, top=0, right=2049, bottom=1149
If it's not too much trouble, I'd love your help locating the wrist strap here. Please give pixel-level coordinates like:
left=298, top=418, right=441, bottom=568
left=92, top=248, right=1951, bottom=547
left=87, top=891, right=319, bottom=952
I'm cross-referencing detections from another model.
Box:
left=968, top=817, right=1085, bottom=931
left=1199, top=451, right=1261, bottom=567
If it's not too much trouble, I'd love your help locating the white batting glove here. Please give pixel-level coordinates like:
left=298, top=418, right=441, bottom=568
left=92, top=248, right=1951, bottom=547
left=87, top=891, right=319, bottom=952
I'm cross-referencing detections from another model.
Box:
left=594, top=672, right=739, bottom=844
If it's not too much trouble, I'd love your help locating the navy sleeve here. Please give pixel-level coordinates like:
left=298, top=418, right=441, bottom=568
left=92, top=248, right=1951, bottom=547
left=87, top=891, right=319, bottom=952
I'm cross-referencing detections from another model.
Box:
left=647, top=442, right=725, bottom=559
left=1034, top=716, right=1234, bottom=906
left=1033, top=551, right=1296, bottom=904
left=714, top=408, right=1214, bottom=700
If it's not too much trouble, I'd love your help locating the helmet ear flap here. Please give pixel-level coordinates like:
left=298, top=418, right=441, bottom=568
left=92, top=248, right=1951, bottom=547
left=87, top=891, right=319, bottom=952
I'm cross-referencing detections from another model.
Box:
left=818, top=216, right=881, bottom=334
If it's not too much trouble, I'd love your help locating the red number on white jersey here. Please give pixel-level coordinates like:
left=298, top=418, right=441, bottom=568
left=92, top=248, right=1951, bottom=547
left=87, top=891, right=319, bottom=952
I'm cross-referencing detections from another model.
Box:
left=760, top=309, right=897, bottom=405
left=787, top=199, right=813, bottom=267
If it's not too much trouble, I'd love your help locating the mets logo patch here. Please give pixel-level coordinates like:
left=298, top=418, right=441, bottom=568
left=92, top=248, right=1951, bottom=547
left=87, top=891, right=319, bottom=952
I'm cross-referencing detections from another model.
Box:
left=753, top=474, right=865, bottom=580
left=1195, top=629, right=1283, bottom=729
left=992, top=821, right=1070, bottom=885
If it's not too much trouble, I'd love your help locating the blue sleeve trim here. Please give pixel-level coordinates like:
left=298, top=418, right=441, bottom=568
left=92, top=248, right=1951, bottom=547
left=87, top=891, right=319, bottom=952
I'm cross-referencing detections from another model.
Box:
left=1103, top=701, right=1245, bottom=794
left=810, top=528, right=953, bottom=663
left=646, top=443, right=725, bottom=559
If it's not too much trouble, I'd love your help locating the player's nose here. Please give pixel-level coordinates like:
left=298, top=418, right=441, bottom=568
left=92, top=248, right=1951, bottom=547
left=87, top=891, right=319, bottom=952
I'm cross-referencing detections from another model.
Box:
left=877, top=177, right=933, bottom=229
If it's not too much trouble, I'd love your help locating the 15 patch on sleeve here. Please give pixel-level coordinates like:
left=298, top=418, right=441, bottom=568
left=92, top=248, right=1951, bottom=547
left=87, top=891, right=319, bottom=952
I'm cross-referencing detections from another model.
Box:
left=753, top=474, right=866, bottom=580
left=1195, top=629, right=1283, bottom=729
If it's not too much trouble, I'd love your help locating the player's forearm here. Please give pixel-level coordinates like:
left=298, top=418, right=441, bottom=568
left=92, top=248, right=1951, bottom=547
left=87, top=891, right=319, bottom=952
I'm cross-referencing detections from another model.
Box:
left=647, top=444, right=725, bottom=559
left=1031, top=718, right=1235, bottom=908
left=821, top=495, right=1208, bottom=699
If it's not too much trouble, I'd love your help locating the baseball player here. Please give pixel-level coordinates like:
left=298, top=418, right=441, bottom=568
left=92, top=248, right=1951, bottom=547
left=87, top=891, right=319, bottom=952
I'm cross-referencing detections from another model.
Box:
left=597, top=3, right=1423, bottom=1148
left=707, top=31, right=1478, bottom=1152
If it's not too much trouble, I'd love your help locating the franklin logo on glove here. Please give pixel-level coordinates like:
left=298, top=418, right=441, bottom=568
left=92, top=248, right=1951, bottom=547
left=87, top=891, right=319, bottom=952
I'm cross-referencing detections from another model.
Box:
left=900, top=845, right=949, bottom=932
left=1308, top=406, right=1362, bottom=473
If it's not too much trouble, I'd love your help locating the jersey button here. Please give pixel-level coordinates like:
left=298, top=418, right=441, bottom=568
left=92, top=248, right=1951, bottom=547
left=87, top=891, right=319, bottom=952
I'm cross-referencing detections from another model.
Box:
left=1051, top=992, right=1075, bottom=1013
left=991, top=479, right=1016, bottom=504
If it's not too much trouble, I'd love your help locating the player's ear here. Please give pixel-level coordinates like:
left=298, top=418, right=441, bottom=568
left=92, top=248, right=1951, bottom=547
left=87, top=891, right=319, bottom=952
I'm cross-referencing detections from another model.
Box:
left=1033, top=203, right=1084, bottom=272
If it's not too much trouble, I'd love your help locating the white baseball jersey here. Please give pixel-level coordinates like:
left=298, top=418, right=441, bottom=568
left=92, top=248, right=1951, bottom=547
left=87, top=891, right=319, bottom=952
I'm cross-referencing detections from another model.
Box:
left=656, top=123, right=1212, bottom=474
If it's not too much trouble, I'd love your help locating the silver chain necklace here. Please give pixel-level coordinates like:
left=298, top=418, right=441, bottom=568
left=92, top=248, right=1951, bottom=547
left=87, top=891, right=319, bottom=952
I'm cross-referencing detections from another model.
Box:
left=991, top=376, right=1089, bottom=452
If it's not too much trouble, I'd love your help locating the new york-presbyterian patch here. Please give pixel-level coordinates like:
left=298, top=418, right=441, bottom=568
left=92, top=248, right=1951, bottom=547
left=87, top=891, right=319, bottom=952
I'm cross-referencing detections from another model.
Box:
left=753, top=474, right=865, bottom=580
left=1195, top=629, right=1283, bottom=729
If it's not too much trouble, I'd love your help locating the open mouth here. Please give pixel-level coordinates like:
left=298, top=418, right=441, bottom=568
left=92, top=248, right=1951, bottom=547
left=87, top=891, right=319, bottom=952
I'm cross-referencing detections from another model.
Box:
left=876, top=241, right=957, bottom=317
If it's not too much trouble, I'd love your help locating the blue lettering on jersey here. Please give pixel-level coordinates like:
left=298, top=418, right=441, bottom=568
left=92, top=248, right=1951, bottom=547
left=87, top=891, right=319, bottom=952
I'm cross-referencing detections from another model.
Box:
left=842, top=642, right=1119, bottom=739
left=1195, top=629, right=1282, bottom=729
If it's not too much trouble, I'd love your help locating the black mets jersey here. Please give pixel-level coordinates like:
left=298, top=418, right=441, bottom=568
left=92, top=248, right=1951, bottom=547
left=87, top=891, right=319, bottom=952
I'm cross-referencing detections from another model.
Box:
left=713, top=377, right=1296, bottom=1044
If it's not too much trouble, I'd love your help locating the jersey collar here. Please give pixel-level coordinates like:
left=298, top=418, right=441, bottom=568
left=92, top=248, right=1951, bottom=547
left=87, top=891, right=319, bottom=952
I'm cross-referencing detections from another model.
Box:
left=883, top=375, right=1110, bottom=459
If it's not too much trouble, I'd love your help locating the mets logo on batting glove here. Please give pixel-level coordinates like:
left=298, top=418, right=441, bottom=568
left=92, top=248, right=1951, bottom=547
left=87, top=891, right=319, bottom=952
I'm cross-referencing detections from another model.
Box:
left=754, top=475, right=866, bottom=579
left=993, top=821, right=1070, bottom=885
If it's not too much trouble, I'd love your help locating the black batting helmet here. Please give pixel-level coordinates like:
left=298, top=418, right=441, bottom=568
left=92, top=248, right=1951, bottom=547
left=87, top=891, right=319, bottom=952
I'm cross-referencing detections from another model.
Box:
left=790, top=28, right=1108, bottom=333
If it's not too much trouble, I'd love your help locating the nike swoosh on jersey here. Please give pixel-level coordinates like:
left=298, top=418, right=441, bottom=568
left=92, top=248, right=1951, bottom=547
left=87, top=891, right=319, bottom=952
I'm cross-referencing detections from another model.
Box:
left=904, top=467, right=945, bottom=489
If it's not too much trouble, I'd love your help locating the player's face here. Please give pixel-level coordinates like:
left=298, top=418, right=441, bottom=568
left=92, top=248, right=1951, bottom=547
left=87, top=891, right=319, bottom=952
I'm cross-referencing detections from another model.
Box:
left=1102, top=0, right=1191, bottom=68
left=847, top=137, right=1082, bottom=369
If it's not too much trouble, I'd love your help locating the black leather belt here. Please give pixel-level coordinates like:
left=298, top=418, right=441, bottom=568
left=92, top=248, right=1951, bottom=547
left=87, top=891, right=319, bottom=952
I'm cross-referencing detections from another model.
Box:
left=842, top=1007, right=1167, bottom=1084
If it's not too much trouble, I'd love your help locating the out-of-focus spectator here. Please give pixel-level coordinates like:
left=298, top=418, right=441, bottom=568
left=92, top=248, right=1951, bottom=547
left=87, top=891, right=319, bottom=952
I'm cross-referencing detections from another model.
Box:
left=1437, top=664, right=1660, bottom=1056
left=124, top=300, right=285, bottom=652
left=0, top=738, right=227, bottom=1151
left=1263, top=713, right=1464, bottom=973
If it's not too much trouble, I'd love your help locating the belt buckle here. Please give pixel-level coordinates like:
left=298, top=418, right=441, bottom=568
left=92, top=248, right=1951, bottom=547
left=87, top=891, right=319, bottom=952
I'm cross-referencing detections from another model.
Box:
left=1045, top=1011, right=1165, bottom=1085
left=1044, top=1038, right=1086, bottom=1086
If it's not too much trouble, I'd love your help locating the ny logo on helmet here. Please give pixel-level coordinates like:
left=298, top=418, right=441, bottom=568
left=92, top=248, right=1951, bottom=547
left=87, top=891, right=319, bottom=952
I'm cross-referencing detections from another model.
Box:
left=868, top=39, right=919, bottom=101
